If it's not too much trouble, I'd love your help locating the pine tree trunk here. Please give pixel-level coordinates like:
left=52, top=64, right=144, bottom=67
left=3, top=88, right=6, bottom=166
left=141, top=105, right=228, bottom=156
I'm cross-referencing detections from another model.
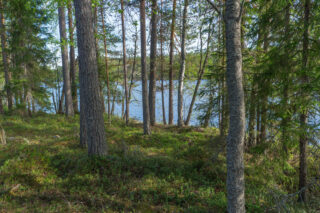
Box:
left=100, top=4, right=111, bottom=119
left=58, top=6, right=74, bottom=117
left=168, top=0, right=177, bottom=125
left=160, top=0, right=166, bottom=125
left=149, top=0, right=158, bottom=126
left=298, top=0, right=310, bottom=203
left=68, top=2, right=78, bottom=113
left=74, top=0, right=107, bottom=156
left=225, top=0, right=245, bottom=211
left=139, top=0, right=151, bottom=135
left=120, top=0, right=129, bottom=125
left=0, top=0, right=13, bottom=110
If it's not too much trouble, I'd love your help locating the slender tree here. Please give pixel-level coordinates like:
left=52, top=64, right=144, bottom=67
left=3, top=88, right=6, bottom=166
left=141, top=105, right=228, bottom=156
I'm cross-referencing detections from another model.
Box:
left=168, top=0, right=177, bottom=125
left=185, top=21, right=213, bottom=126
left=177, top=0, right=188, bottom=127
left=149, top=0, right=158, bottom=126
left=160, top=0, right=166, bottom=125
left=0, top=0, right=13, bottom=110
left=74, top=0, right=107, bottom=155
left=100, top=2, right=111, bottom=119
left=140, top=0, right=151, bottom=135
left=120, top=0, right=129, bottom=125
left=58, top=5, right=74, bottom=117
left=298, top=0, right=310, bottom=203
left=67, top=1, right=78, bottom=113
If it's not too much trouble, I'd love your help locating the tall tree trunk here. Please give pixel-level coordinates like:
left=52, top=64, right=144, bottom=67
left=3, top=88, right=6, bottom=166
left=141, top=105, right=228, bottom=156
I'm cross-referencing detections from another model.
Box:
left=259, top=26, right=270, bottom=144
left=149, top=0, right=158, bottom=126
left=298, top=0, right=310, bottom=203
left=168, top=0, right=177, bottom=125
left=100, top=3, right=111, bottom=119
left=120, top=0, right=129, bottom=125
left=225, top=0, right=245, bottom=211
left=281, top=1, right=291, bottom=155
left=68, top=1, right=78, bottom=113
left=58, top=6, right=74, bottom=117
left=248, top=81, right=256, bottom=147
left=0, top=0, right=13, bottom=110
left=139, top=0, right=151, bottom=135
left=74, top=0, right=107, bottom=155
left=177, top=0, right=188, bottom=127
left=160, top=0, right=167, bottom=125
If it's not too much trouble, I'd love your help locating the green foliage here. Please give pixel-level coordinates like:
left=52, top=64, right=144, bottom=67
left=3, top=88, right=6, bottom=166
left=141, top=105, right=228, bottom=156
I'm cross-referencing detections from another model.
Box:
left=0, top=114, right=318, bottom=212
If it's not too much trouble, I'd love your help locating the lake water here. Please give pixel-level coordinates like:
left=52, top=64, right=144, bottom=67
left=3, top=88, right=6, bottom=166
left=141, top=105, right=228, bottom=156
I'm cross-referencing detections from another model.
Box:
left=110, top=80, right=209, bottom=126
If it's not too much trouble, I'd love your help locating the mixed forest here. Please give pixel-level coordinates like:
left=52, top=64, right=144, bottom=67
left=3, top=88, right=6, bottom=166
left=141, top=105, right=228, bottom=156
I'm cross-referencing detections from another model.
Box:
left=0, top=0, right=320, bottom=212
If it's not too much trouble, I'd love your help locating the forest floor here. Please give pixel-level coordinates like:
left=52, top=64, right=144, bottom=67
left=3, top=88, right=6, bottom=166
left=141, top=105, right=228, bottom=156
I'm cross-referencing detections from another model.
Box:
left=0, top=114, right=319, bottom=212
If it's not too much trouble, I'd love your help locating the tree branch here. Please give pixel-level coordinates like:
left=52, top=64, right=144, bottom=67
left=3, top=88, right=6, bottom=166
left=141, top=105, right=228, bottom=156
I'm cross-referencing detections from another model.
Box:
left=205, top=0, right=221, bottom=17
left=239, top=0, right=246, bottom=21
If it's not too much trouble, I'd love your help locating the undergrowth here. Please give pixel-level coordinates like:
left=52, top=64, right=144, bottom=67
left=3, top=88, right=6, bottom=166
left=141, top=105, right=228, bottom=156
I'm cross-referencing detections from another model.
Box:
left=0, top=114, right=318, bottom=212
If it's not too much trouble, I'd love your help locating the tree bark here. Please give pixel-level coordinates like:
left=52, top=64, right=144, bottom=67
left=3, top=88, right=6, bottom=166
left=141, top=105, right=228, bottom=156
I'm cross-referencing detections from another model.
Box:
left=139, top=0, right=151, bottom=135
left=68, top=1, right=78, bottom=113
left=120, top=0, right=129, bottom=125
left=149, top=0, right=158, bottom=126
left=58, top=6, right=74, bottom=117
left=177, top=0, right=188, bottom=127
left=0, top=0, right=13, bottom=110
left=160, top=0, right=166, bottom=125
left=168, top=0, right=177, bottom=125
left=100, top=3, right=111, bottom=119
left=74, top=0, right=107, bottom=155
left=225, top=0, right=245, bottom=211
left=298, top=0, right=310, bottom=203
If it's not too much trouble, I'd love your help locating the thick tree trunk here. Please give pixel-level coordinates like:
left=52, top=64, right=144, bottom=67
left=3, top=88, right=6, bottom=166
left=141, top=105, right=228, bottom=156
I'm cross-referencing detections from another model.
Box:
left=298, top=0, right=310, bottom=203
left=149, top=0, right=158, bottom=126
left=225, top=0, right=245, bottom=212
left=58, top=6, right=74, bottom=117
left=120, top=0, right=129, bottom=125
left=168, top=0, right=177, bottom=125
left=177, top=0, right=188, bottom=127
left=68, top=2, right=78, bottom=113
left=74, top=0, right=107, bottom=156
left=0, top=0, right=13, bottom=110
left=139, top=0, right=151, bottom=135
left=100, top=4, right=111, bottom=119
